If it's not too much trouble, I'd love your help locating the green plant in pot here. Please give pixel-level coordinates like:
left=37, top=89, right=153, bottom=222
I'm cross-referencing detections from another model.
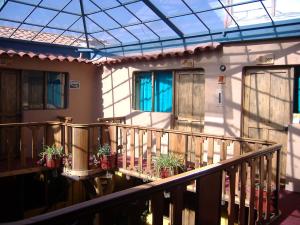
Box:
left=97, top=144, right=116, bottom=170
left=39, top=144, right=63, bottom=168
left=155, top=154, right=184, bottom=178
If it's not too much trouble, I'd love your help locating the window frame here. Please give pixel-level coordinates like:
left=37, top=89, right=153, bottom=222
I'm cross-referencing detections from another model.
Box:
left=22, top=70, right=68, bottom=110
left=132, top=70, right=174, bottom=113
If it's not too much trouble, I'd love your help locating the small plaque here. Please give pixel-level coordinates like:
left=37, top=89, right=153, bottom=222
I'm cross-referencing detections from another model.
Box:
left=180, top=59, right=193, bottom=68
left=256, top=54, right=274, bottom=65
left=69, top=80, right=80, bottom=89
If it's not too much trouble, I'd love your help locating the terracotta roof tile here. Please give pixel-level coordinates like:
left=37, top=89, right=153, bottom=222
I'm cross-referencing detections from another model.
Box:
left=0, top=26, right=86, bottom=47
left=100, top=42, right=221, bottom=66
left=0, top=48, right=91, bottom=64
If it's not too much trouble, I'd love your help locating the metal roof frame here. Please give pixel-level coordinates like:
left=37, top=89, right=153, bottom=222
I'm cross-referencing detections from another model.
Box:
left=0, top=0, right=299, bottom=57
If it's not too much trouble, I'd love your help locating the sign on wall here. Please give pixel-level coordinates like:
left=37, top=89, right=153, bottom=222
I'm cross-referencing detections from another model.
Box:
left=69, top=80, right=80, bottom=89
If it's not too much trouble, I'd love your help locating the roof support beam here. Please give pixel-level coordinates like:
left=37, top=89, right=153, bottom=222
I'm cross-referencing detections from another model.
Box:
left=141, top=0, right=184, bottom=38
left=79, top=0, right=90, bottom=48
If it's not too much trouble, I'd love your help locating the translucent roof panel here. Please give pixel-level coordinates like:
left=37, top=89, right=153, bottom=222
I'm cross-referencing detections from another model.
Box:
left=170, top=15, right=208, bottom=36
left=126, top=2, right=160, bottom=22
left=106, top=7, right=139, bottom=26
left=149, top=0, right=191, bottom=17
left=0, top=0, right=299, bottom=52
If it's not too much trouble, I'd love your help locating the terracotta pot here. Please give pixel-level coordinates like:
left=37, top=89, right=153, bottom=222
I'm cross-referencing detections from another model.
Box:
left=160, top=168, right=173, bottom=178
left=255, top=189, right=275, bottom=212
left=101, top=154, right=116, bottom=170
left=46, top=157, right=61, bottom=168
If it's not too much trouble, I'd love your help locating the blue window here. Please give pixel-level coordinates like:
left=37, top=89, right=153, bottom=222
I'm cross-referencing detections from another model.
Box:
left=22, top=71, right=67, bottom=110
left=135, top=71, right=173, bottom=112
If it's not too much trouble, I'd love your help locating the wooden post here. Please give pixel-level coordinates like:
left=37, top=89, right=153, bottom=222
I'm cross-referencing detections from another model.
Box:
left=130, top=128, right=135, bottom=170
left=122, top=128, right=128, bottom=169
left=248, top=158, right=257, bottom=225
left=194, top=136, right=204, bottom=168
left=195, top=171, right=222, bottom=225
left=239, top=162, right=247, bottom=225
left=257, top=156, right=265, bottom=223
left=72, top=127, right=89, bottom=171
left=151, top=191, right=164, bottom=225
left=170, top=186, right=184, bottom=225
left=156, top=131, right=162, bottom=158
left=207, top=138, right=214, bottom=165
left=227, top=166, right=237, bottom=225
left=146, top=130, right=152, bottom=173
left=138, top=130, right=144, bottom=172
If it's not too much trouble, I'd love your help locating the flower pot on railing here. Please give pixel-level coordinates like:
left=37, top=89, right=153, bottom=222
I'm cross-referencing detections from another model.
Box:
left=155, top=154, right=184, bottom=178
left=46, top=157, right=61, bottom=168
left=38, top=145, right=63, bottom=169
left=101, top=154, right=116, bottom=170
left=97, top=144, right=117, bottom=170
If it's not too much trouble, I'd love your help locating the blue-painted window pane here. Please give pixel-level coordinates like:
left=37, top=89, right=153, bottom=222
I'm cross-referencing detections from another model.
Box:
left=135, top=71, right=173, bottom=112
left=47, top=72, right=65, bottom=109
left=155, top=71, right=172, bottom=112
left=136, top=72, right=152, bottom=111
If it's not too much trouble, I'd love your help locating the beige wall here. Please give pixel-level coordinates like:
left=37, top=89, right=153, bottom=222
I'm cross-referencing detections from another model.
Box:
left=1, top=56, right=100, bottom=123
left=102, top=38, right=300, bottom=192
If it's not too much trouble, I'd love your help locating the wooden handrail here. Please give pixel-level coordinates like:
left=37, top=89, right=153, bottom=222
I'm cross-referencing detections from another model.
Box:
left=6, top=144, right=281, bottom=225
left=65, top=122, right=274, bottom=145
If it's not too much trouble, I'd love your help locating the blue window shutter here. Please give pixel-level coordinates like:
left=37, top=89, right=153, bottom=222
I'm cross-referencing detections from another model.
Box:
left=154, top=71, right=173, bottom=112
left=139, top=72, right=152, bottom=111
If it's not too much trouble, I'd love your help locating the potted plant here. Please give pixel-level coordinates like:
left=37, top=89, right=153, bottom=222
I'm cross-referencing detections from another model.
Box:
left=97, top=144, right=116, bottom=170
left=39, top=144, right=64, bottom=168
left=155, top=154, right=184, bottom=178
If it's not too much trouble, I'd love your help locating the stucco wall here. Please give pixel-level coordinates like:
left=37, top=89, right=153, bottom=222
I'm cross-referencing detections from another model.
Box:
left=102, top=38, right=300, bottom=192
left=1, top=56, right=100, bottom=123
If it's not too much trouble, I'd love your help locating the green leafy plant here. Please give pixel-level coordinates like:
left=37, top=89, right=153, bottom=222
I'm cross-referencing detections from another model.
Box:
left=155, top=154, right=184, bottom=171
left=40, top=144, right=64, bottom=160
left=97, top=144, right=111, bottom=157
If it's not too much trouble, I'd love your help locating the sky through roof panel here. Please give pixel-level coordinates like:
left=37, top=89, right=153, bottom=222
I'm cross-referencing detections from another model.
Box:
left=25, top=8, right=57, bottom=26
left=0, top=1, right=34, bottom=22
left=90, top=0, right=120, bottom=10
left=48, top=12, right=80, bottom=30
left=40, top=0, right=71, bottom=10
left=126, top=24, right=158, bottom=41
left=88, top=12, right=119, bottom=30
left=145, top=20, right=178, bottom=39
left=170, top=14, right=208, bottom=36
left=149, top=0, right=191, bottom=17
left=126, top=2, right=159, bottom=22
left=109, top=28, right=138, bottom=43
left=106, top=7, right=140, bottom=26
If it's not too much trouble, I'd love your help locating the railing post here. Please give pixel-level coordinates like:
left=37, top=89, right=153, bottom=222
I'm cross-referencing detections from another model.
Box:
left=195, top=171, right=222, bottom=225
left=72, top=126, right=89, bottom=171
left=274, top=147, right=281, bottom=215
left=152, top=191, right=164, bottom=225
left=170, top=186, right=184, bottom=225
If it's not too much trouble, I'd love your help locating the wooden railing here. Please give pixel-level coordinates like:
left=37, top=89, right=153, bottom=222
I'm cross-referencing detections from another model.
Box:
left=64, top=122, right=275, bottom=178
left=0, top=121, right=64, bottom=175
left=7, top=144, right=282, bottom=225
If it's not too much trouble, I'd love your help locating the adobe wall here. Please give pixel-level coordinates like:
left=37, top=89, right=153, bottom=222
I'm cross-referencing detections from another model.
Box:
left=0, top=56, right=101, bottom=123
left=102, top=38, right=300, bottom=192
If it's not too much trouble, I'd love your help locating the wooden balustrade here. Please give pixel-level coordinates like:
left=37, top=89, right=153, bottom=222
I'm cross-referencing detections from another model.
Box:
left=6, top=144, right=282, bottom=225
left=0, top=122, right=64, bottom=176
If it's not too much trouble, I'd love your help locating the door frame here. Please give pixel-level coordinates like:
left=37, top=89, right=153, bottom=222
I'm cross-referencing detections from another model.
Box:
left=241, top=66, right=294, bottom=137
left=172, top=69, right=205, bottom=130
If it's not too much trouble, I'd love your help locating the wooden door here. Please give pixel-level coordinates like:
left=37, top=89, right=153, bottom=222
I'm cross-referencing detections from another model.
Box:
left=243, top=68, right=293, bottom=177
left=174, top=70, right=205, bottom=132
left=0, top=69, right=21, bottom=159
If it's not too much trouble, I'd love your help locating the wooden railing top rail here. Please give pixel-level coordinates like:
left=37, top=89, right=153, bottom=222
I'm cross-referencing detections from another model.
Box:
left=6, top=144, right=282, bottom=225
left=65, top=122, right=275, bottom=145
left=0, top=121, right=62, bottom=128
left=97, top=116, right=126, bottom=122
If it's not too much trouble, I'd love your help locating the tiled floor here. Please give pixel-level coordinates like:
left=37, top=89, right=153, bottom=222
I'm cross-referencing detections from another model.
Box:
left=273, top=190, right=300, bottom=225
